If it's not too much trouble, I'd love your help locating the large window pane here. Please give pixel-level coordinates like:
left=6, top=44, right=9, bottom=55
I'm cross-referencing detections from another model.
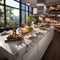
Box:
left=0, top=6, right=4, bottom=27
left=6, top=0, right=19, bottom=8
left=26, top=5, right=28, bottom=11
left=22, top=10, right=25, bottom=26
left=21, top=4, right=25, bottom=10
left=6, top=7, right=19, bottom=27
left=29, top=6, right=32, bottom=12
left=26, top=12, right=28, bottom=24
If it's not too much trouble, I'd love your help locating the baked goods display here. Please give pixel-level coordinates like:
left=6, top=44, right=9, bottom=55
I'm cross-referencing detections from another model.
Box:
left=39, top=27, right=46, bottom=30
left=5, top=25, right=33, bottom=42
left=39, top=25, right=50, bottom=31
left=19, top=25, right=33, bottom=35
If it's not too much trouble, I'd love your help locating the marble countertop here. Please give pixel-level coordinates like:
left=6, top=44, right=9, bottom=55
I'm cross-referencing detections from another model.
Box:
left=0, top=26, right=54, bottom=60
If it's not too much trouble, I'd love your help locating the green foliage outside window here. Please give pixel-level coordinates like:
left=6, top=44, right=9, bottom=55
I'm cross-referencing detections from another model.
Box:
left=0, top=0, right=2, bottom=1
left=6, top=8, right=18, bottom=27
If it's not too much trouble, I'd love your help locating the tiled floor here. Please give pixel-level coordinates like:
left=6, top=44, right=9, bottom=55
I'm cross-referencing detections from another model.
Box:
left=42, top=30, right=60, bottom=60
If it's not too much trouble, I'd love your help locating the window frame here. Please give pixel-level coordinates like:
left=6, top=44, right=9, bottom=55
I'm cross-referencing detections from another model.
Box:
left=0, top=0, right=33, bottom=28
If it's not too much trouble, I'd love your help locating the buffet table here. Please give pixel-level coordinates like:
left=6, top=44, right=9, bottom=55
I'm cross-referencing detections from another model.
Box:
left=0, top=27, right=54, bottom=60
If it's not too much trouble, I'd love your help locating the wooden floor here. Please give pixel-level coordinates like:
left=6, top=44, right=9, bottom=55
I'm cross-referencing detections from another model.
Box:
left=42, top=30, right=60, bottom=60
left=0, top=58, right=8, bottom=60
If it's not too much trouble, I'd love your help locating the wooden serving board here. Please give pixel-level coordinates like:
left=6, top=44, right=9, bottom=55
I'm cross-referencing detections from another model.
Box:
left=5, top=38, right=23, bottom=43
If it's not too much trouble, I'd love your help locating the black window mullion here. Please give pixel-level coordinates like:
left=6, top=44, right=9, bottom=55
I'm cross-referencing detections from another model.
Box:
left=19, top=0, right=22, bottom=27
left=25, top=4, right=26, bottom=24
left=27, top=5, right=29, bottom=16
left=4, top=0, right=6, bottom=26
left=14, top=0, right=20, bottom=3
left=6, top=5, right=19, bottom=10
left=32, top=7, right=33, bottom=14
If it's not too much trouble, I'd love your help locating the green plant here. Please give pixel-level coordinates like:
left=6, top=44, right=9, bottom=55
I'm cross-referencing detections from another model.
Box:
left=0, top=20, right=4, bottom=24
left=28, top=14, right=35, bottom=22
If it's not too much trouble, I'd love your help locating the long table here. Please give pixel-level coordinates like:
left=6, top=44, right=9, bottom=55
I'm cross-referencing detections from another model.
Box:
left=0, top=27, right=54, bottom=60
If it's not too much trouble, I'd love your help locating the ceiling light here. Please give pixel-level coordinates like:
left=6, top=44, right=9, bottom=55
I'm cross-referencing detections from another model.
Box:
left=26, top=3, right=30, bottom=5
left=37, top=3, right=44, bottom=6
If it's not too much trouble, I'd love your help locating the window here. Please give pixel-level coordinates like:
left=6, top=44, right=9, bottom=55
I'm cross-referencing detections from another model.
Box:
left=26, top=12, right=28, bottom=24
left=29, top=6, right=32, bottom=12
left=0, top=0, right=4, bottom=4
left=0, top=0, right=33, bottom=27
left=21, top=1, right=33, bottom=26
left=21, top=10, right=25, bottom=26
left=6, top=0, right=19, bottom=27
left=6, top=0, right=19, bottom=8
left=26, top=5, right=28, bottom=11
left=21, top=4, right=25, bottom=10
left=6, top=7, right=19, bottom=27
left=0, top=6, right=4, bottom=27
